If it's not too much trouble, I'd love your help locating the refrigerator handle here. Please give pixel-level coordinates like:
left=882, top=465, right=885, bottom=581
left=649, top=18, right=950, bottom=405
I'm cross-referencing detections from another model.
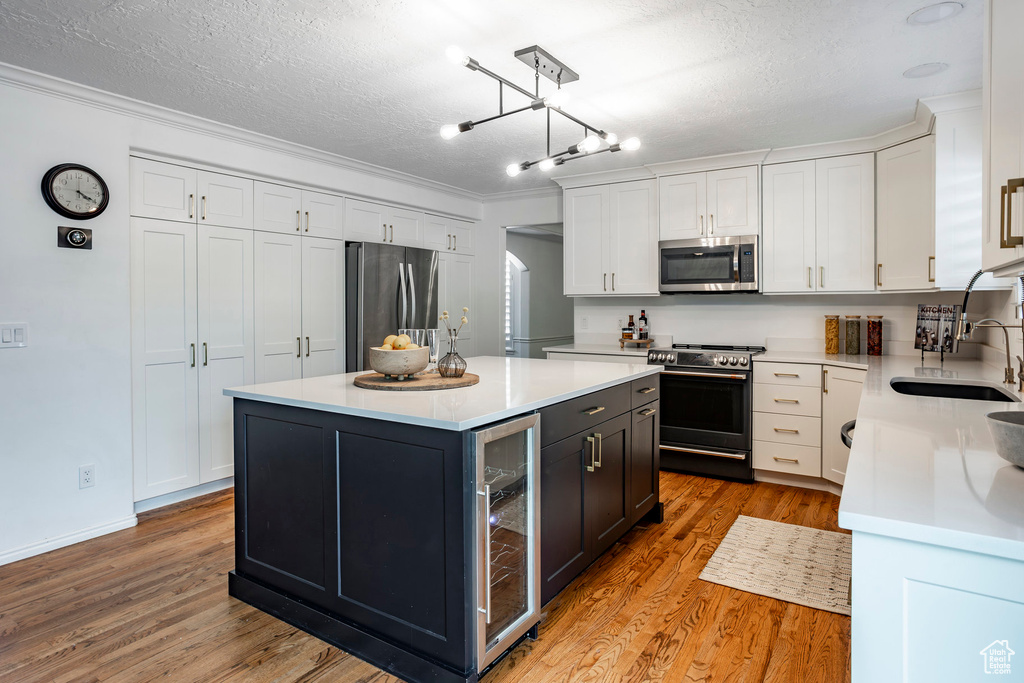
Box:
left=399, top=262, right=408, bottom=329
left=407, top=263, right=417, bottom=328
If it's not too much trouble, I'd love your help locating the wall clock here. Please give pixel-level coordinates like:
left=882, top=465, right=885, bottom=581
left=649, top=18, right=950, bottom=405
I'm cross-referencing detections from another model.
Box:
left=41, top=164, right=109, bottom=220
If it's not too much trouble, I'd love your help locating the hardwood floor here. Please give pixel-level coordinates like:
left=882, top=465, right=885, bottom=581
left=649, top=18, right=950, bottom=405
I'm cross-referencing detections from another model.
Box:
left=0, top=473, right=850, bottom=682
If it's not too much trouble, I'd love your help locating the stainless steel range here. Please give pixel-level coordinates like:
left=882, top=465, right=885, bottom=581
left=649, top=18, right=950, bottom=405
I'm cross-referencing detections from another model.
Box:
left=647, top=343, right=765, bottom=481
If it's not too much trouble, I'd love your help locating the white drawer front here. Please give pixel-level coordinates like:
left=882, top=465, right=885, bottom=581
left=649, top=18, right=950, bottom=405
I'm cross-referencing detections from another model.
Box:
left=753, top=384, right=822, bottom=417
left=753, top=441, right=821, bottom=477
left=753, top=413, right=822, bottom=448
left=754, top=362, right=822, bottom=388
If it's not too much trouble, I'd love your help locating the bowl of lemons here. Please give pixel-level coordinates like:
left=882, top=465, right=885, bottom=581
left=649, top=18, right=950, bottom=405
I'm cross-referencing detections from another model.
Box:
left=368, top=334, right=429, bottom=380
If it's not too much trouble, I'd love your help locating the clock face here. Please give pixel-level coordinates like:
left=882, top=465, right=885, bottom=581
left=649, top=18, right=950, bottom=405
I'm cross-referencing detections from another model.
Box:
left=42, top=164, right=109, bottom=220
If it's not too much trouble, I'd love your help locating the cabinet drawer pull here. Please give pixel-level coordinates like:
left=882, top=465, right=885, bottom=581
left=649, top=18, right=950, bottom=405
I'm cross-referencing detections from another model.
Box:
left=638, top=387, right=657, bottom=394
left=190, top=343, right=196, bottom=368
left=202, top=342, right=208, bottom=367
left=305, top=336, right=310, bottom=357
left=583, top=406, right=605, bottom=416
left=928, top=256, right=935, bottom=283
left=640, top=408, right=656, bottom=416
left=773, top=372, right=799, bottom=378
left=586, top=436, right=596, bottom=472
left=773, top=398, right=799, bottom=404
left=1000, top=180, right=1024, bottom=248
left=296, top=337, right=301, bottom=358
left=305, top=211, right=310, bottom=232
left=877, top=263, right=882, bottom=287
left=594, top=432, right=602, bottom=468
left=297, top=210, right=301, bottom=232
left=773, top=456, right=800, bottom=464
left=201, top=195, right=207, bottom=221
left=807, top=266, right=812, bottom=289
left=773, top=427, right=799, bottom=433
left=189, top=194, right=195, bottom=219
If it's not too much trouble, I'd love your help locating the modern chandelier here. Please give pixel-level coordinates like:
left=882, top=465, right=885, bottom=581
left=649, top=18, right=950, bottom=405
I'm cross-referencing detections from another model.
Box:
left=440, top=45, right=641, bottom=177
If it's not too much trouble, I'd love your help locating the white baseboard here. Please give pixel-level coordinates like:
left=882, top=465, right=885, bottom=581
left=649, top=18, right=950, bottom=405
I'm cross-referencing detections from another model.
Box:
left=0, top=515, right=138, bottom=567
left=754, top=470, right=843, bottom=496
left=134, top=477, right=234, bottom=514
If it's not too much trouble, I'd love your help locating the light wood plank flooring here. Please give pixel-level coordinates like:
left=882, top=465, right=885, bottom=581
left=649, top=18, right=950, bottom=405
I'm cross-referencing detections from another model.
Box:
left=0, top=473, right=850, bottom=682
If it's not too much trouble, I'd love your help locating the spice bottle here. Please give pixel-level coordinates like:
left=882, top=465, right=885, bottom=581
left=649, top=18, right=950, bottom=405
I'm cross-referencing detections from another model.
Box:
left=845, top=316, right=861, bottom=356
left=825, top=315, right=840, bottom=354
left=867, top=316, right=883, bottom=356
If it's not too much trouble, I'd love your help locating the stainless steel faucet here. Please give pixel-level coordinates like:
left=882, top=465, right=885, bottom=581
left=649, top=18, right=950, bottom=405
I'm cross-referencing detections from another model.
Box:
left=956, top=270, right=1024, bottom=391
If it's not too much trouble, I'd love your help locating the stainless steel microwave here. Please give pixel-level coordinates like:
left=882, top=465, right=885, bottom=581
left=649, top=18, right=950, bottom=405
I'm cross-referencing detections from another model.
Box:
left=659, top=235, right=759, bottom=293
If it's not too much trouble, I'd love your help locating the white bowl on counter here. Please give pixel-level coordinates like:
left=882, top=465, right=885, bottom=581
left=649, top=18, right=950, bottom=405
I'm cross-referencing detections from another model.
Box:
left=368, top=346, right=429, bottom=380
left=986, top=411, right=1024, bottom=468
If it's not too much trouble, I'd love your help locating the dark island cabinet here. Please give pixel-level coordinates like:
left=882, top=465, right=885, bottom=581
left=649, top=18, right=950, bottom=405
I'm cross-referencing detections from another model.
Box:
left=539, top=378, right=660, bottom=605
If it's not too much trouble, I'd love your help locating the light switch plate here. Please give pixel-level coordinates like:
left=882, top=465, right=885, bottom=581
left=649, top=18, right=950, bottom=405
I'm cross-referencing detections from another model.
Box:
left=0, top=323, right=28, bottom=349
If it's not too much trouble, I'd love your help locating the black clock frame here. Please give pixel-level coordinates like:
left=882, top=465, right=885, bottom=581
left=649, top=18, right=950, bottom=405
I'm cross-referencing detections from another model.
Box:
left=41, top=164, right=109, bottom=220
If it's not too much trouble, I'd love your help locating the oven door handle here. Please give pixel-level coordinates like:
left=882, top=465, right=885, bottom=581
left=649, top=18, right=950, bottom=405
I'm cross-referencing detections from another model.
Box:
left=661, top=370, right=748, bottom=380
left=660, top=444, right=746, bottom=460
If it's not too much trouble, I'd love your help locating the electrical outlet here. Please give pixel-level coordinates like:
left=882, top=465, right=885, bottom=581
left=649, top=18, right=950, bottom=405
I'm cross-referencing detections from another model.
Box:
left=580, top=316, right=589, bottom=330
left=79, top=465, right=95, bottom=489
left=617, top=317, right=623, bottom=329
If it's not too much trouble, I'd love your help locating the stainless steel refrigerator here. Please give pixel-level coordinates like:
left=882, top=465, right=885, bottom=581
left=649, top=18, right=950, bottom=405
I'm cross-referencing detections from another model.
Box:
left=345, top=242, right=439, bottom=372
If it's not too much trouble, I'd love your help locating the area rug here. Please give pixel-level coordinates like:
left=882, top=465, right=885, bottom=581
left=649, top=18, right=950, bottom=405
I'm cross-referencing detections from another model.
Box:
left=699, top=515, right=852, bottom=616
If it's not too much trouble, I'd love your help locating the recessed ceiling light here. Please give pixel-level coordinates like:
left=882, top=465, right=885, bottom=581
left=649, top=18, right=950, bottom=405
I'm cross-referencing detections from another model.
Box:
left=903, top=62, right=950, bottom=78
left=908, top=2, right=963, bottom=25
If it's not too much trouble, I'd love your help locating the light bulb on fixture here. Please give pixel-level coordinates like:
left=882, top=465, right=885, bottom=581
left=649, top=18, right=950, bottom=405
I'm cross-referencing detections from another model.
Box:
left=506, top=163, right=523, bottom=177
left=600, top=131, right=618, bottom=146
left=579, top=135, right=601, bottom=153
left=538, top=158, right=557, bottom=171
left=440, top=124, right=461, bottom=140
left=620, top=137, right=641, bottom=151
left=446, top=45, right=469, bottom=66
left=544, top=89, right=570, bottom=109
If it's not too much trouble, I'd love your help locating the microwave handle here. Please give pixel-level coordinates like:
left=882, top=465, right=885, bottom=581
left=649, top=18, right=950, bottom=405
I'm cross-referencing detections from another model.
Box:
left=734, top=249, right=740, bottom=282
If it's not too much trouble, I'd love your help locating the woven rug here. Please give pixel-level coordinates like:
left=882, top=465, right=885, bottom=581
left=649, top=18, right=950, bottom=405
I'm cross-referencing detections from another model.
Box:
left=699, top=515, right=853, bottom=616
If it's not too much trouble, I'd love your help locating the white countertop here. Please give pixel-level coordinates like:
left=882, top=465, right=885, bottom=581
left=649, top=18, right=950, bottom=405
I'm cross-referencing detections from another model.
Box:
left=814, top=354, right=1024, bottom=561
left=225, top=356, right=661, bottom=432
left=542, top=343, right=650, bottom=358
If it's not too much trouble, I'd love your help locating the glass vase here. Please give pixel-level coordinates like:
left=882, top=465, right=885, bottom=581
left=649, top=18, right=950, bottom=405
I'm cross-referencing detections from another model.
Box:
left=438, top=334, right=467, bottom=378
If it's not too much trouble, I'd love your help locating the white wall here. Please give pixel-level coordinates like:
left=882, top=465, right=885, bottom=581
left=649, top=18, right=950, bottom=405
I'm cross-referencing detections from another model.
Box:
left=573, top=291, right=1007, bottom=355
left=506, top=232, right=574, bottom=357
left=0, top=69, right=484, bottom=564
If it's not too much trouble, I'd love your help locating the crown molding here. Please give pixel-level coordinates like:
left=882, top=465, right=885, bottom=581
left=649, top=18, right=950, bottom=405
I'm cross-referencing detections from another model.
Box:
left=644, top=149, right=772, bottom=177
left=920, top=89, right=982, bottom=115
left=482, top=185, right=563, bottom=203
left=552, top=165, right=654, bottom=190
left=0, top=61, right=484, bottom=205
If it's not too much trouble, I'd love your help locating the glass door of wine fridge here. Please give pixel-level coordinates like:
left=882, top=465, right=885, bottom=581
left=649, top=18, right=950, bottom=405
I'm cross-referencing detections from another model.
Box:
left=472, top=413, right=540, bottom=671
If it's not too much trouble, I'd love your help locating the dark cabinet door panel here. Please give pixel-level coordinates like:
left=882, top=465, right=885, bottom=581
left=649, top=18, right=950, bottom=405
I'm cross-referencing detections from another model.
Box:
left=540, top=435, right=589, bottom=604
left=630, top=401, right=660, bottom=523
left=588, top=413, right=631, bottom=558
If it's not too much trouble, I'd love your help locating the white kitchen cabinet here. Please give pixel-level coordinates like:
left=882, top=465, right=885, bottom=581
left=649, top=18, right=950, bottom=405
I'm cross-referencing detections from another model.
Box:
left=438, top=252, right=475, bottom=357
left=658, top=166, right=757, bottom=240
left=816, top=153, right=876, bottom=292
left=131, top=218, right=200, bottom=500
left=254, top=182, right=343, bottom=240
left=424, top=215, right=475, bottom=254
left=564, top=179, right=658, bottom=296
left=706, top=166, right=759, bottom=237
left=131, top=218, right=254, bottom=499
left=762, top=161, right=817, bottom=293
left=344, top=198, right=424, bottom=247
left=658, top=172, right=706, bottom=241
left=196, top=171, right=253, bottom=230
left=821, top=365, right=865, bottom=485
left=762, top=154, right=874, bottom=293
left=130, top=158, right=197, bottom=223
left=983, top=0, right=1024, bottom=274
left=196, top=225, right=254, bottom=484
left=301, top=237, right=346, bottom=377
left=876, top=137, right=936, bottom=291
left=752, top=362, right=823, bottom=477
left=254, top=232, right=304, bottom=383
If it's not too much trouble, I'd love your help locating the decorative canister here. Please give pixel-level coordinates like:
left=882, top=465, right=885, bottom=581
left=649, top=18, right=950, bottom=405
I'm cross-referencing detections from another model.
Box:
left=845, top=315, right=861, bottom=356
left=824, top=315, right=840, bottom=354
left=867, top=315, right=884, bottom=356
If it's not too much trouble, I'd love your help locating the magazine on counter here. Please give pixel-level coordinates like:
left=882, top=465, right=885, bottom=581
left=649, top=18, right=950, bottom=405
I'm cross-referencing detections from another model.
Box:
left=915, top=304, right=960, bottom=353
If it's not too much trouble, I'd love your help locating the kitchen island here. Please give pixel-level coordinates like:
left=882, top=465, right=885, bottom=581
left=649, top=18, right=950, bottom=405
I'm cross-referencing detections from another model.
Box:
left=224, top=356, right=662, bottom=683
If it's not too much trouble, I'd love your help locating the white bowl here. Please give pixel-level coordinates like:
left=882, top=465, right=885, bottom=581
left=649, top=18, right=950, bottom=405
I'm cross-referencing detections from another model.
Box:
left=368, top=346, right=429, bottom=380
left=986, top=411, right=1024, bottom=468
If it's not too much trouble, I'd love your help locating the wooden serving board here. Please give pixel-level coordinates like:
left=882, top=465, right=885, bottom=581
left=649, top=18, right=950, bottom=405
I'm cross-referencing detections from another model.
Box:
left=354, top=372, right=480, bottom=391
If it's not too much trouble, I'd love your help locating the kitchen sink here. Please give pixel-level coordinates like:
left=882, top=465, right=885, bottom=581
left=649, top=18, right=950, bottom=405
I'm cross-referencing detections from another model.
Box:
left=889, top=378, right=1021, bottom=402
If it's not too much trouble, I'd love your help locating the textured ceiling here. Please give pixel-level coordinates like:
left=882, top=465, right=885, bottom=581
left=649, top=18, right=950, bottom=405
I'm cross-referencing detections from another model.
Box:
left=0, top=0, right=982, bottom=195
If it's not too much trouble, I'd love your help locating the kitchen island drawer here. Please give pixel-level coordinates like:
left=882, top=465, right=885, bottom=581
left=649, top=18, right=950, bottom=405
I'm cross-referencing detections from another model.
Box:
left=753, top=441, right=821, bottom=477
left=752, top=384, right=822, bottom=417
left=540, top=382, right=631, bottom=447
left=754, top=362, right=821, bottom=388
left=753, top=413, right=821, bottom=448
left=631, top=376, right=660, bottom=408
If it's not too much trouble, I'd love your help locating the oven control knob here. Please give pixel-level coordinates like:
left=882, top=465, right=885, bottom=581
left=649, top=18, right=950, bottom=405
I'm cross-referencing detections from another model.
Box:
left=739, top=357, right=748, bottom=366
left=656, top=353, right=665, bottom=362
left=729, top=356, right=738, bottom=366
left=668, top=354, right=676, bottom=364
left=712, top=355, right=721, bottom=365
